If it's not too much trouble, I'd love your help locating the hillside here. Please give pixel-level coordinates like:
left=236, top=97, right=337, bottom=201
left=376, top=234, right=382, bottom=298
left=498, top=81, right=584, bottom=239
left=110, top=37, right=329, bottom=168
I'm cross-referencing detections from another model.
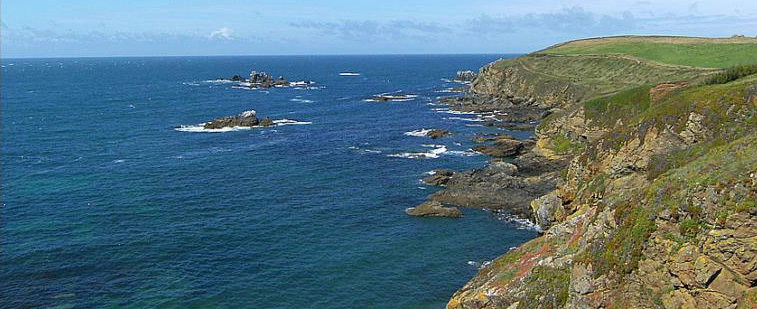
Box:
left=446, top=36, right=757, bottom=308
left=538, top=35, right=757, bottom=68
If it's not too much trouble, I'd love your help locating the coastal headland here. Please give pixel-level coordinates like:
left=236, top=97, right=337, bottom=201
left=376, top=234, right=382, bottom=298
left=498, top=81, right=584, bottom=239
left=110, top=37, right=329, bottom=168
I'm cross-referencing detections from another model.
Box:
left=426, top=35, right=757, bottom=308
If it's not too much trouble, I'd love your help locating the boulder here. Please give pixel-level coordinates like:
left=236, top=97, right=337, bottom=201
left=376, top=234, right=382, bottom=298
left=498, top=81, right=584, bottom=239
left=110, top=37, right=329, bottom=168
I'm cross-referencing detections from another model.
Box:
left=406, top=201, right=463, bottom=218
left=426, top=129, right=451, bottom=139
left=472, top=137, right=527, bottom=157
left=423, top=169, right=455, bottom=186
left=258, top=117, right=274, bottom=127
left=249, top=71, right=277, bottom=88
left=204, top=110, right=259, bottom=129
left=531, top=192, right=563, bottom=229
left=455, top=70, right=478, bottom=82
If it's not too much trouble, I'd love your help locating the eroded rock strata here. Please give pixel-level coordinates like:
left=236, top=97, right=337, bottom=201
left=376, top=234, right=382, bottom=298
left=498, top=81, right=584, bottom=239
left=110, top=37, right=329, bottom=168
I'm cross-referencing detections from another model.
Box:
left=437, top=37, right=757, bottom=308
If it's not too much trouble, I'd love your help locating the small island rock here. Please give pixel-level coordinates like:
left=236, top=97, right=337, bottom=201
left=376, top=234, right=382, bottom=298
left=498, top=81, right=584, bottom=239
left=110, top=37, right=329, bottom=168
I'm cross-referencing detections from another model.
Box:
left=204, top=110, right=260, bottom=129
left=406, top=201, right=463, bottom=218
left=426, top=129, right=451, bottom=139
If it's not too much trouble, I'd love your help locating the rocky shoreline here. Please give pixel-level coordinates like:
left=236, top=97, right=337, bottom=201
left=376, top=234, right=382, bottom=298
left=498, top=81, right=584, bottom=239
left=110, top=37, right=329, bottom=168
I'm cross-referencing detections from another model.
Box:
left=408, top=79, right=565, bottom=221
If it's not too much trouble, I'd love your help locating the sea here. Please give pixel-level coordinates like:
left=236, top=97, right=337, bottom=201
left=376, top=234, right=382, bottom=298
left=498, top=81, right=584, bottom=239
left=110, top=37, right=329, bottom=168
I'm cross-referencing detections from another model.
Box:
left=1, top=55, right=538, bottom=308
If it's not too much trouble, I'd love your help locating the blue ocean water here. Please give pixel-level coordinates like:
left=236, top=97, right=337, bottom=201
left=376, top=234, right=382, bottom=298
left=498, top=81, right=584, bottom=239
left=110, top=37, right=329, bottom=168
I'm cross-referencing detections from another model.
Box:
left=1, top=55, right=537, bottom=308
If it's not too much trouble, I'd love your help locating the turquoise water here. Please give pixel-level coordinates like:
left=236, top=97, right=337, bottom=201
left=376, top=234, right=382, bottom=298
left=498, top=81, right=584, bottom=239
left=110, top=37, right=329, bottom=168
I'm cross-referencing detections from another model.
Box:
left=1, top=55, right=536, bottom=308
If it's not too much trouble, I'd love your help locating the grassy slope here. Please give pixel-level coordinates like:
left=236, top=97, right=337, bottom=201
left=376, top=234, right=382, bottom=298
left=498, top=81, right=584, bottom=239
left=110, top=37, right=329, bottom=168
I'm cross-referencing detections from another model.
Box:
left=539, top=36, right=757, bottom=68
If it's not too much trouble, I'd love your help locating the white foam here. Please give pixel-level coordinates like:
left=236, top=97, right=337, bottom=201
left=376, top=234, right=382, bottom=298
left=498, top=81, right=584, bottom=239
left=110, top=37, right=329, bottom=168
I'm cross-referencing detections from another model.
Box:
left=388, top=145, right=447, bottom=159
left=339, top=72, right=361, bottom=76
left=447, top=150, right=481, bottom=157
left=497, top=213, right=541, bottom=231
left=113, top=159, right=126, bottom=163
left=175, top=119, right=310, bottom=133
left=204, top=79, right=236, bottom=84
left=445, top=117, right=486, bottom=122
left=442, top=110, right=478, bottom=115
left=175, top=124, right=252, bottom=133
left=404, top=129, right=433, bottom=137
left=272, top=119, right=312, bottom=126
left=289, top=98, right=314, bottom=103
left=348, top=146, right=382, bottom=154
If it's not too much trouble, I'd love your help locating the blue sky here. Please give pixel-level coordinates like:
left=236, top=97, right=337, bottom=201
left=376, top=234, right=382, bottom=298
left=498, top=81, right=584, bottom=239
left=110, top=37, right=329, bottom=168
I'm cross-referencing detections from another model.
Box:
left=2, top=0, right=757, bottom=58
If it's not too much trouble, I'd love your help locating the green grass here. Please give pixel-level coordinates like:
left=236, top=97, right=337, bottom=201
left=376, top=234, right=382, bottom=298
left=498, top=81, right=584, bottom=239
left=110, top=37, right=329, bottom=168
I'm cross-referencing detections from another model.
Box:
left=703, top=64, right=757, bottom=85
left=584, top=85, right=652, bottom=127
left=541, top=41, right=757, bottom=68
left=551, top=135, right=575, bottom=154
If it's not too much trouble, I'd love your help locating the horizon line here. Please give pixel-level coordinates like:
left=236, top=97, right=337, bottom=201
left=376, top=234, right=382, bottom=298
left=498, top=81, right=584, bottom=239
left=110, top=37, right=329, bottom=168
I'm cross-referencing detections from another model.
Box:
left=0, top=52, right=526, bottom=60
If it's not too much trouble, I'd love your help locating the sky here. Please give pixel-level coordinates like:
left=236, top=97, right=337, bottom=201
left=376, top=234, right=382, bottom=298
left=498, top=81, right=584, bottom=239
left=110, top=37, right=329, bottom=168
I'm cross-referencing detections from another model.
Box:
left=2, top=0, right=757, bottom=58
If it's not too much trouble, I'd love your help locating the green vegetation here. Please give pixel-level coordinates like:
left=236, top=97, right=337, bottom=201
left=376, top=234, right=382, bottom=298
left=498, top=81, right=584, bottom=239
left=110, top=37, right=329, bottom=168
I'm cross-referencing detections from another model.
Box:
left=518, top=266, right=571, bottom=309
left=541, top=38, right=757, bottom=68
left=584, top=85, right=652, bottom=127
left=550, top=135, right=575, bottom=154
left=678, top=219, right=700, bottom=238
left=486, top=53, right=709, bottom=104
left=579, top=202, right=656, bottom=277
left=703, top=64, right=757, bottom=85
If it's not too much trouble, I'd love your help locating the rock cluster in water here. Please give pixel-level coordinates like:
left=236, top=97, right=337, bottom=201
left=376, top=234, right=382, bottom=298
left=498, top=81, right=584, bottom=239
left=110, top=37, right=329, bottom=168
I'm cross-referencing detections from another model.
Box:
left=220, top=70, right=313, bottom=89
left=203, top=110, right=274, bottom=129
left=454, top=70, right=477, bottom=82
left=426, top=129, right=451, bottom=139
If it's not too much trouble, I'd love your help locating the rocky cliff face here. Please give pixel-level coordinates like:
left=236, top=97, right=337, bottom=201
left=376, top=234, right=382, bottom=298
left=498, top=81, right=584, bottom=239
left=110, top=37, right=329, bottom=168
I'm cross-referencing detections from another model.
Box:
left=446, top=51, right=757, bottom=308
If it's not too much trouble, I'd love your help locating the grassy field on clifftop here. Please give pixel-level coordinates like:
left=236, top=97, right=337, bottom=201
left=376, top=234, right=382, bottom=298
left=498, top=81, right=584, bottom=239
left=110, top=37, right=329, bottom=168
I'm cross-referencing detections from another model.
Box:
left=538, top=36, right=757, bottom=68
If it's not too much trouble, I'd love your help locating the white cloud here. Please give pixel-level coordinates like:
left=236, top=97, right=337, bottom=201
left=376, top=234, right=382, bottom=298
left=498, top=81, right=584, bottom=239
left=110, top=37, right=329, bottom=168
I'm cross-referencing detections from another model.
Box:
left=209, top=27, right=234, bottom=40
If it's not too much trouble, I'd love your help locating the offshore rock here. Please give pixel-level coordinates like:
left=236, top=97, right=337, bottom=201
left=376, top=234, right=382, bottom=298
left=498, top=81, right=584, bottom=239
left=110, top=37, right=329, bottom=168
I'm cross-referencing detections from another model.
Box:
left=455, top=70, right=478, bottom=82
left=426, top=129, right=452, bottom=139
left=406, top=201, right=463, bottom=218
left=204, top=110, right=260, bottom=129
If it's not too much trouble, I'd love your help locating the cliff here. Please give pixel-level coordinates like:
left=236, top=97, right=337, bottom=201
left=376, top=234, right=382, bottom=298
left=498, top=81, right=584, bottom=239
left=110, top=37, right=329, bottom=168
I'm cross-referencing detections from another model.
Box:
left=447, top=36, right=757, bottom=308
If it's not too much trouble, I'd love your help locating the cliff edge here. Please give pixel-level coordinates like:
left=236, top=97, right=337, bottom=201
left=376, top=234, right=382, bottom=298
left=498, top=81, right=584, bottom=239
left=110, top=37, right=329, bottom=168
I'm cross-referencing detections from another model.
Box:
left=447, top=36, right=757, bottom=309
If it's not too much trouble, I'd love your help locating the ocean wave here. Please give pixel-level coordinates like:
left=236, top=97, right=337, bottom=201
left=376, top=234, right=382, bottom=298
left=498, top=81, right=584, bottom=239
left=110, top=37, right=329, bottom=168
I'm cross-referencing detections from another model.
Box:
left=175, top=124, right=253, bottom=133
left=289, top=98, right=314, bottom=103
left=272, top=119, right=312, bottom=126
left=496, top=213, right=541, bottom=231
left=467, top=260, right=493, bottom=270
left=442, top=110, right=478, bottom=115
left=388, top=144, right=447, bottom=159
left=447, top=150, right=481, bottom=157
left=404, top=129, right=433, bottom=137
left=203, top=79, right=236, bottom=84
left=348, top=146, right=382, bottom=154
left=445, top=116, right=486, bottom=122
left=339, top=72, right=361, bottom=76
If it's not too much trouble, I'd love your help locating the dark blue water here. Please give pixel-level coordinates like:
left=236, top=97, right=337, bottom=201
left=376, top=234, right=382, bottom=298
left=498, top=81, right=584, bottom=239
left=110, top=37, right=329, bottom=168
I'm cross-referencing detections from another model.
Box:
left=1, top=55, right=536, bottom=308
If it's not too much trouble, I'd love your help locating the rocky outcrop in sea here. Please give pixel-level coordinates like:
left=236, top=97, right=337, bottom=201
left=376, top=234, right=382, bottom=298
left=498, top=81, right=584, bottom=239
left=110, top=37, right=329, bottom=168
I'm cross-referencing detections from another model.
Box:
left=406, top=201, right=463, bottom=218
left=203, top=110, right=273, bottom=129
left=455, top=70, right=477, bottom=83
left=217, top=70, right=314, bottom=89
